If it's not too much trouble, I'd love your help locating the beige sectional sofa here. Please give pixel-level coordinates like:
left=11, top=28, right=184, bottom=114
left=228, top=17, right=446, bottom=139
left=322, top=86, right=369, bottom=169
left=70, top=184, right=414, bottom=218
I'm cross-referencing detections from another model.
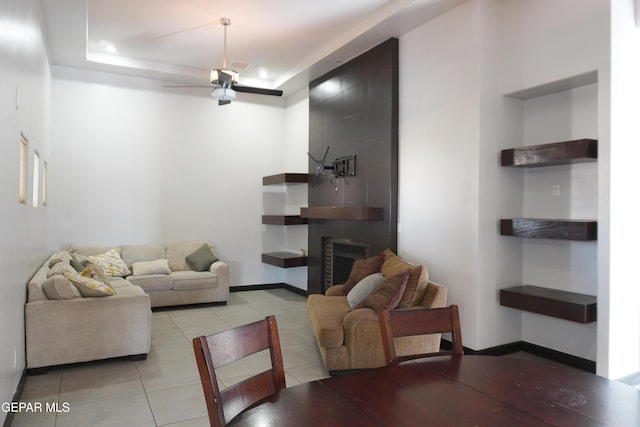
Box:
left=25, top=240, right=229, bottom=371
left=307, top=249, right=448, bottom=373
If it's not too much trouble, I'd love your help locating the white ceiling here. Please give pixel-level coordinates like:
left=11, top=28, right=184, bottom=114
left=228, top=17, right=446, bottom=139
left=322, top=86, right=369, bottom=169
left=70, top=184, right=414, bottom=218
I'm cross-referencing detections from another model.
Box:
left=39, top=0, right=464, bottom=97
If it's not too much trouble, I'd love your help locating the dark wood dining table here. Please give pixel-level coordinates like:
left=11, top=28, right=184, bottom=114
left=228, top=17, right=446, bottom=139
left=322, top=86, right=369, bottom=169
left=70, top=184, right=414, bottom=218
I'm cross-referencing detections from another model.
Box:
left=228, top=355, right=640, bottom=426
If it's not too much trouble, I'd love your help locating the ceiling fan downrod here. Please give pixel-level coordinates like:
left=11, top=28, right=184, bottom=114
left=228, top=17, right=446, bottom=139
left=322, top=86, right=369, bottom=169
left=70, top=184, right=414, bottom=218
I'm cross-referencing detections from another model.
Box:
left=220, top=17, right=230, bottom=69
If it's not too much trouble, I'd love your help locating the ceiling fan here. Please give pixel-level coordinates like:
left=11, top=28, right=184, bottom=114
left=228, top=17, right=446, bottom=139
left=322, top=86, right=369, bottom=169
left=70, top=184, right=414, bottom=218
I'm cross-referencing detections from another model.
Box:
left=166, top=17, right=283, bottom=106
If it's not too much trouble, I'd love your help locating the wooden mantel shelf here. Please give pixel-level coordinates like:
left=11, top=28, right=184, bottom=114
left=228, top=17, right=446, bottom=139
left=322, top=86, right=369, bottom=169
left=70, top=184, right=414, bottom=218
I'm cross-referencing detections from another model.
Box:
left=500, top=218, right=597, bottom=241
left=500, top=285, right=597, bottom=324
left=263, top=173, right=308, bottom=185
left=262, top=252, right=307, bottom=268
left=300, top=206, right=384, bottom=221
left=501, top=139, right=597, bottom=167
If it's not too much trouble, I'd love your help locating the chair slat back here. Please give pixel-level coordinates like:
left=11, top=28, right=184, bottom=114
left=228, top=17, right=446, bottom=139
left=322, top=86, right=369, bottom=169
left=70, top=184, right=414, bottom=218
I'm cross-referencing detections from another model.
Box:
left=193, top=315, right=286, bottom=427
left=379, top=305, right=463, bottom=365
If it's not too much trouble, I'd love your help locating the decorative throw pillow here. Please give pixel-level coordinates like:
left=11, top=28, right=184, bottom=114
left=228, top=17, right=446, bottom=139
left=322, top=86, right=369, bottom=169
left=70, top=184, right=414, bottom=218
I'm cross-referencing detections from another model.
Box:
left=41, top=275, right=82, bottom=300
left=64, top=272, right=116, bottom=297
left=87, top=249, right=131, bottom=277
left=342, top=253, right=385, bottom=295
left=47, top=262, right=77, bottom=278
left=48, top=251, right=73, bottom=268
left=132, top=259, right=172, bottom=276
left=70, top=254, right=88, bottom=272
left=359, top=270, right=411, bottom=312
left=185, top=243, right=219, bottom=272
left=346, top=273, right=385, bottom=308
left=80, top=264, right=112, bottom=289
left=381, top=249, right=429, bottom=309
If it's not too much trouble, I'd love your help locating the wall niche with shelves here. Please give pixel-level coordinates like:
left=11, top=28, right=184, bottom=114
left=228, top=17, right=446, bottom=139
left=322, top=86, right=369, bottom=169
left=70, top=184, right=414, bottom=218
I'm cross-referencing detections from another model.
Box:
left=261, top=173, right=308, bottom=268
left=500, top=78, right=599, bottom=327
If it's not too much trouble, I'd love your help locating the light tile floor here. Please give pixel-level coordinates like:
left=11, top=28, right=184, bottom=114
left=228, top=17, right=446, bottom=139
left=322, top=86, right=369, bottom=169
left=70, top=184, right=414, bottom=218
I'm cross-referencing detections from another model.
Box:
left=12, top=289, right=329, bottom=427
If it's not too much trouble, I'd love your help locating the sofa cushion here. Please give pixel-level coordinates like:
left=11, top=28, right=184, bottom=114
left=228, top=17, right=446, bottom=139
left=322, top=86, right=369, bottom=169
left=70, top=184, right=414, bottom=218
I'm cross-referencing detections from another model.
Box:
left=185, top=243, right=219, bottom=272
left=107, top=277, right=138, bottom=290
left=171, top=271, right=216, bottom=291
left=346, top=273, right=384, bottom=308
left=166, top=241, right=216, bottom=272
left=132, top=259, right=171, bottom=276
left=70, top=245, right=120, bottom=256
left=343, top=254, right=385, bottom=294
left=126, top=274, right=174, bottom=292
left=64, top=272, right=115, bottom=297
left=41, top=276, right=82, bottom=300
left=121, top=244, right=166, bottom=268
left=87, top=249, right=131, bottom=277
left=381, top=249, right=429, bottom=309
left=47, top=262, right=76, bottom=278
left=48, top=251, right=73, bottom=268
left=307, top=295, right=352, bottom=349
left=359, top=270, right=410, bottom=312
left=80, top=263, right=113, bottom=289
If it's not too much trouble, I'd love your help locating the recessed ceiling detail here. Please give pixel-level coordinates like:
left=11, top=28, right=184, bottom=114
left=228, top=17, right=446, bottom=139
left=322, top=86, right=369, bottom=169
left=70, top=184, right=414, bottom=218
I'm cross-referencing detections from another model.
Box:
left=40, top=0, right=465, bottom=96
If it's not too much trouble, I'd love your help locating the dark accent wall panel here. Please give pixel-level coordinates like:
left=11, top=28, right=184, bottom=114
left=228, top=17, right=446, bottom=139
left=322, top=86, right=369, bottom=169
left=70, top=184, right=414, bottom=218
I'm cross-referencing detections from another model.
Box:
left=307, top=38, right=399, bottom=294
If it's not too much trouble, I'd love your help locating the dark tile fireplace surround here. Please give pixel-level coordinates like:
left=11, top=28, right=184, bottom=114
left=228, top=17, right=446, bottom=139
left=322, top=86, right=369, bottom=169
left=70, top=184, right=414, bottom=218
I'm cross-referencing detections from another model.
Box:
left=306, top=38, right=399, bottom=294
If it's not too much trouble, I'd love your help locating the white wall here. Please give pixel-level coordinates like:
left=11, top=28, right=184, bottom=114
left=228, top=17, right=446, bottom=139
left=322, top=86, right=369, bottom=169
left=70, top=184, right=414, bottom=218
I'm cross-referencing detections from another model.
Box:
left=399, top=0, right=610, bottom=359
left=399, top=0, right=486, bottom=350
left=0, top=0, right=51, bottom=421
left=49, top=67, right=288, bottom=286
left=282, top=89, right=310, bottom=290
left=603, top=0, right=640, bottom=379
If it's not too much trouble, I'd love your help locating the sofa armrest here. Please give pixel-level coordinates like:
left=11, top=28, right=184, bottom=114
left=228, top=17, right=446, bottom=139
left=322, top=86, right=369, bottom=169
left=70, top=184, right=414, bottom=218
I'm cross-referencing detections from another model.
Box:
left=210, top=261, right=229, bottom=289
left=25, top=292, right=151, bottom=369
left=325, top=285, right=345, bottom=296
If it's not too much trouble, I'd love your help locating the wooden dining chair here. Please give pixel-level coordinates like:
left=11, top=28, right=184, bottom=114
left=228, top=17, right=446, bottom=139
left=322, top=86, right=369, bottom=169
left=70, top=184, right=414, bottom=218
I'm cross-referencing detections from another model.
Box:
left=379, top=304, right=463, bottom=365
left=193, top=315, right=286, bottom=427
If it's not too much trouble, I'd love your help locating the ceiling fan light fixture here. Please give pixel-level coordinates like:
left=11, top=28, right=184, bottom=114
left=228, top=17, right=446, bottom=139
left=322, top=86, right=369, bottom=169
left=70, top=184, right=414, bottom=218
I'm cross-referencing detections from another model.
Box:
left=212, top=86, right=236, bottom=101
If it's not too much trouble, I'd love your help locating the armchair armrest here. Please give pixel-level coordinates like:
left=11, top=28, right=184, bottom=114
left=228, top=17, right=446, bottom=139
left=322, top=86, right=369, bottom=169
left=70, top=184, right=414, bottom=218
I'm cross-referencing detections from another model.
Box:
left=325, top=285, right=345, bottom=296
left=342, top=307, right=387, bottom=368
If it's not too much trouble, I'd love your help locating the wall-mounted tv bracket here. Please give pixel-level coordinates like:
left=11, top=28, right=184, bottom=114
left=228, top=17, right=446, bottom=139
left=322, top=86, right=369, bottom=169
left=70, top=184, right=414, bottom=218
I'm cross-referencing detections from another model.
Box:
left=332, top=155, right=356, bottom=178
left=307, top=146, right=332, bottom=187
left=307, top=147, right=356, bottom=192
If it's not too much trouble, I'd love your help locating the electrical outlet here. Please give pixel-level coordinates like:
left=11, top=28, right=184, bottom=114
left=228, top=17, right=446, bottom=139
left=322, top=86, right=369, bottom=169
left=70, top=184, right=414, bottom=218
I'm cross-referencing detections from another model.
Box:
left=552, top=185, right=560, bottom=196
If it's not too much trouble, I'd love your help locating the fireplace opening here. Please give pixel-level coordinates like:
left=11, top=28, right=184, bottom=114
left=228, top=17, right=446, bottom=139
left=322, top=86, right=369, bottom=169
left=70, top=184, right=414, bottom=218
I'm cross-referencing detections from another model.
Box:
left=323, top=239, right=368, bottom=292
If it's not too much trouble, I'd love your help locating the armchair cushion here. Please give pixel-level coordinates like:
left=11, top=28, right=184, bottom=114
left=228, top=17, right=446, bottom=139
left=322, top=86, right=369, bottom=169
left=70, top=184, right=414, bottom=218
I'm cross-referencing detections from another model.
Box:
left=343, top=253, right=385, bottom=294
left=346, top=273, right=384, bottom=307
left=359, top=270, right=410, bottom=312
left=381, top=249, right=428, bottom=308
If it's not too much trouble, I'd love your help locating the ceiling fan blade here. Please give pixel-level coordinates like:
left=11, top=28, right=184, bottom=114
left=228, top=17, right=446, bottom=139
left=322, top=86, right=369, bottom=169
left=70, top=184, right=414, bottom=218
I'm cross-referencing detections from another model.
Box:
left=232, top=85, right=283, bottom=97
left=218, top=99, right=231, bottom=106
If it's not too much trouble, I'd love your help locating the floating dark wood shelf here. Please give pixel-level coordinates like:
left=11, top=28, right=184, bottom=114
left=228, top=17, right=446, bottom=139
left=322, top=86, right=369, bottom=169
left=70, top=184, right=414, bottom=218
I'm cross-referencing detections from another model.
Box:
left=501, top=139, right=597, bottom=167
left=262, top=252, right=308, bottom=268
left=300, top=206, right=384, bottom=221
left=263, top=173, right=309, bottom=185
left=262, top=215, right=308, bottom=225
left=500, top=285, right=597, bottom=323
left=500, top=218, right=597, bottom=241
